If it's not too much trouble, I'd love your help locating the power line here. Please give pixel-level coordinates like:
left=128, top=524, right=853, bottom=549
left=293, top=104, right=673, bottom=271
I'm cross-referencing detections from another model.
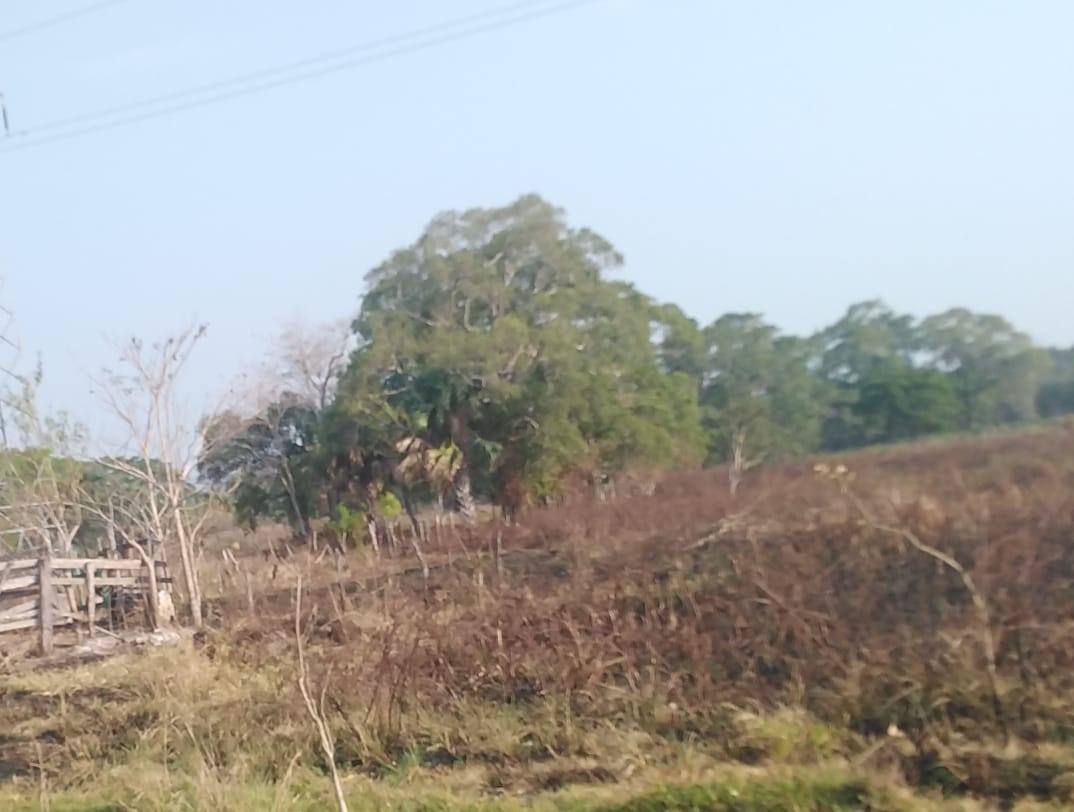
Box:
left=0, top=0, right=601, bottom=154
left=0, top=0, right=128, bottom=45
left=22, top=0, right=558, bottom=138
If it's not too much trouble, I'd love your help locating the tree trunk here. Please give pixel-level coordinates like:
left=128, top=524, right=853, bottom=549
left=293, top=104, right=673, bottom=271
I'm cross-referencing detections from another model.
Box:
left=729, top=429, right=746, bottom=498
left=401, top=488, right=424, bottom=541
left=280, top=458, right=309, bottom=539
left=451, top=467, right=476, bottom=524
left=172, top=505, right=203, bottom=628
left=728, top=428, right=763, bottom=498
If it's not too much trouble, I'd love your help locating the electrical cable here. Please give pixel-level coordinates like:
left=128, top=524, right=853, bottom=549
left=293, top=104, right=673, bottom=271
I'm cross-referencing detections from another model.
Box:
left=23, top=0, right=559, bottom=138
left=0, top=0, right=601, bottom=154
left=0, top=0, right=128, bottom=45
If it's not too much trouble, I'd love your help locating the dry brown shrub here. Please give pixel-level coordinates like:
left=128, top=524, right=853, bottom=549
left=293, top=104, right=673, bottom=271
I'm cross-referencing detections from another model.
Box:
left=195, top=427, right=1074, bottom=767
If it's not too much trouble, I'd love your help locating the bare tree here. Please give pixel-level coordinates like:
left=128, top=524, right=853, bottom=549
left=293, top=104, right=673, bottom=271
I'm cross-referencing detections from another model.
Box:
left=92, top=325, right=217, bottom=628
left=0, top=363, right=89, bottom=556
left=273, top=318, right=354, bottom=413
left=199, top=318, right=354, bottom=539
left=0, top=362, right=178, bottom=628
left=727, top=427, right=764, bottom=498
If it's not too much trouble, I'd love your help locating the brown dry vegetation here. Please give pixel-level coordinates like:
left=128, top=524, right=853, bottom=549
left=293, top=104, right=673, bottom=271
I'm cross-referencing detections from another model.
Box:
left=2, top=425, right=1074, bottom=810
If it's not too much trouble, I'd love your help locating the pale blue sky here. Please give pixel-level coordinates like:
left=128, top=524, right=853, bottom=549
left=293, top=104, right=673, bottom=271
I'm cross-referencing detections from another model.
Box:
left=0, top=0, right=1071, bottom=440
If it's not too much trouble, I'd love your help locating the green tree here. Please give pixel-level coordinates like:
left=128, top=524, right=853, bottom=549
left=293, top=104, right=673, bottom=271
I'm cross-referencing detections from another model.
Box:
left=650, top=302, right=706, bottom=381
left=1036, top=347, right=1074, bottom=418
left=381, top=368, right=498, bottom=521
left=335, top=194, right=703, bottom=513
left=700, top=314, right=824, bottom=492
left=918, top=308, right=1049, bottom=429
left=818, top=300, right=919, bottom=384
left=852, top=363, right=960, bottom=444
left=195, top=319, right=355, bottom=535
left=815, top=300, right=919, bottom=450
left=197, top=394, right=320, bottom=533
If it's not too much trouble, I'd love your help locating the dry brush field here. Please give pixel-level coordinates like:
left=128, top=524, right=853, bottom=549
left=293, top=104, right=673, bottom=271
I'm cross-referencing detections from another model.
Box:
left=2, top=422, right=1074, bottom=810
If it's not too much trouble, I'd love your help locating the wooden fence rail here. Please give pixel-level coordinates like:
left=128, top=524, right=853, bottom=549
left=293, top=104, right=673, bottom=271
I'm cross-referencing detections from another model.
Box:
left=0, top=555, right=171, bottom=654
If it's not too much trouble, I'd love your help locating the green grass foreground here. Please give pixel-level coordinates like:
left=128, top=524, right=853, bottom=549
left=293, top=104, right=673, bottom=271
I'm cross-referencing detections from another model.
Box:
left=1, top=760, right=1054, bottom=812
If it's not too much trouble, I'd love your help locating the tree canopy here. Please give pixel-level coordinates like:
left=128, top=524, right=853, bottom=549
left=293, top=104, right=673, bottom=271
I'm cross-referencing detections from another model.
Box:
left=189, top=194, right=1067, bottom=530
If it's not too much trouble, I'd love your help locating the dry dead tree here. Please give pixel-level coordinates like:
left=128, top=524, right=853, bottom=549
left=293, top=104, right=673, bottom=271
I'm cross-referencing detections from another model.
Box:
left=93, top=325, right=224, bottom=628
left=274, top=318, right=354, bottom=414
left=728, top=427, right=764, bottom=497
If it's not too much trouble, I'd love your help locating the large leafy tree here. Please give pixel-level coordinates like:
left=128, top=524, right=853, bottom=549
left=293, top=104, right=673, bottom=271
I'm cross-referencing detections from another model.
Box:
left=815, top=300, right=920, bottom=450
left=192, top=197, right=1066, bottom=532
left=852, top=363, right=961, bottom=444
left=917, top=308, right=1049, bottom=429
left=700, top=313, right=824, bottom=491
left=1037, top=347, right=1074, bottom=418
left=650, top=302, right=706, bottom=382
left=818, top=300, right=919, bottom=384
left=334, top=194, right=703, bottom=513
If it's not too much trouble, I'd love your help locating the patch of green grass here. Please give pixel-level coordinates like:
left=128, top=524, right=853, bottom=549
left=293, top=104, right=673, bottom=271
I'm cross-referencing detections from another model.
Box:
left=6, top=763, right=1068, bottom=812
left=727, top=708, right=852, bottom=764
left=595, top=778, right=875, bottom=812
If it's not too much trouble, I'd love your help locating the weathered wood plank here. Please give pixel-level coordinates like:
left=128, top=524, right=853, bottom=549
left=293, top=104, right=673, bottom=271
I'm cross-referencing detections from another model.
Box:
left=1, top=588, right=102, bottom=622
left=0, top=593, right=37, bottom=608
left=52, top=576, right=143, bottom=587
left=0, top=599, right=38, bottom=620
left=0, top=584, right=37, bottom=596
left=0, top=562, right=12, bottom=597
left=0, top=559, right=40, bottom=572
left=0, top=614, right=74, bottom=635
left=0, top=575, right=38, bottom=593
left=85, top=567, right=95, bottom=631
left=39, top=558, right=53, bottom=655
left=0, top=608, right=36, bottom=624
left=51, top=558, right=144, bottom=571
left=0, top=615, right=38, bottom=633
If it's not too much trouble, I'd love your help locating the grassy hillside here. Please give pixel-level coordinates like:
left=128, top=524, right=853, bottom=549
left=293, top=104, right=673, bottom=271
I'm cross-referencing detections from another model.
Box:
left=2, top=423, right=1074, bottom=810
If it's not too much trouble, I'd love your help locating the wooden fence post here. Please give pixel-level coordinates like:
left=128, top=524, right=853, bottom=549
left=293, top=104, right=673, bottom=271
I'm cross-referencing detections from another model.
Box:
left=38, top=557, right=54, bottom=656
left=85, top=563, right=96, bottom=636
left=145, top=559, right=159, bottom=629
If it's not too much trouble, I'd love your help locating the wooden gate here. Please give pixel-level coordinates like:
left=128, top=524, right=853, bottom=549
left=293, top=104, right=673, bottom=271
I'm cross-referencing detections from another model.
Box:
left=0, top=555, right=172, bottom=654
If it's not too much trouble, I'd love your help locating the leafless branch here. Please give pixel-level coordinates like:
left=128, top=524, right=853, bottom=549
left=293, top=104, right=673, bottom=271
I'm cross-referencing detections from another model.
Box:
left=294, top=576, right=349, bottom=812
left=91, top=324, right=212, bottom=626
left=844, top=487, right=1004, bottom=733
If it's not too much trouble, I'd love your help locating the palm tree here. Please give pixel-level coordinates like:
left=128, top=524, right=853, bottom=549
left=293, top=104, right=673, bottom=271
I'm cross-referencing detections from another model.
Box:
left=386, top=369, right=496, bottom=524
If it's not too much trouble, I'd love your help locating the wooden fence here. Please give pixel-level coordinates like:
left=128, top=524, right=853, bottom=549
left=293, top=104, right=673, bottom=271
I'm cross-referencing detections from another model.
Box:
left=0, top=556, right=171, bottom=654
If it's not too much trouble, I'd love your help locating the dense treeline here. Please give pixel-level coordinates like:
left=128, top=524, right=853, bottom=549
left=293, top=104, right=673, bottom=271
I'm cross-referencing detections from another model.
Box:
left=198, top=195, right=1074, bottom=532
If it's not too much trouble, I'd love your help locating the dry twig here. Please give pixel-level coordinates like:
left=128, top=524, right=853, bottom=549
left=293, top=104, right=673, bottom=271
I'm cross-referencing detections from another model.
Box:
left=294, top=576, right=349, bottom=812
